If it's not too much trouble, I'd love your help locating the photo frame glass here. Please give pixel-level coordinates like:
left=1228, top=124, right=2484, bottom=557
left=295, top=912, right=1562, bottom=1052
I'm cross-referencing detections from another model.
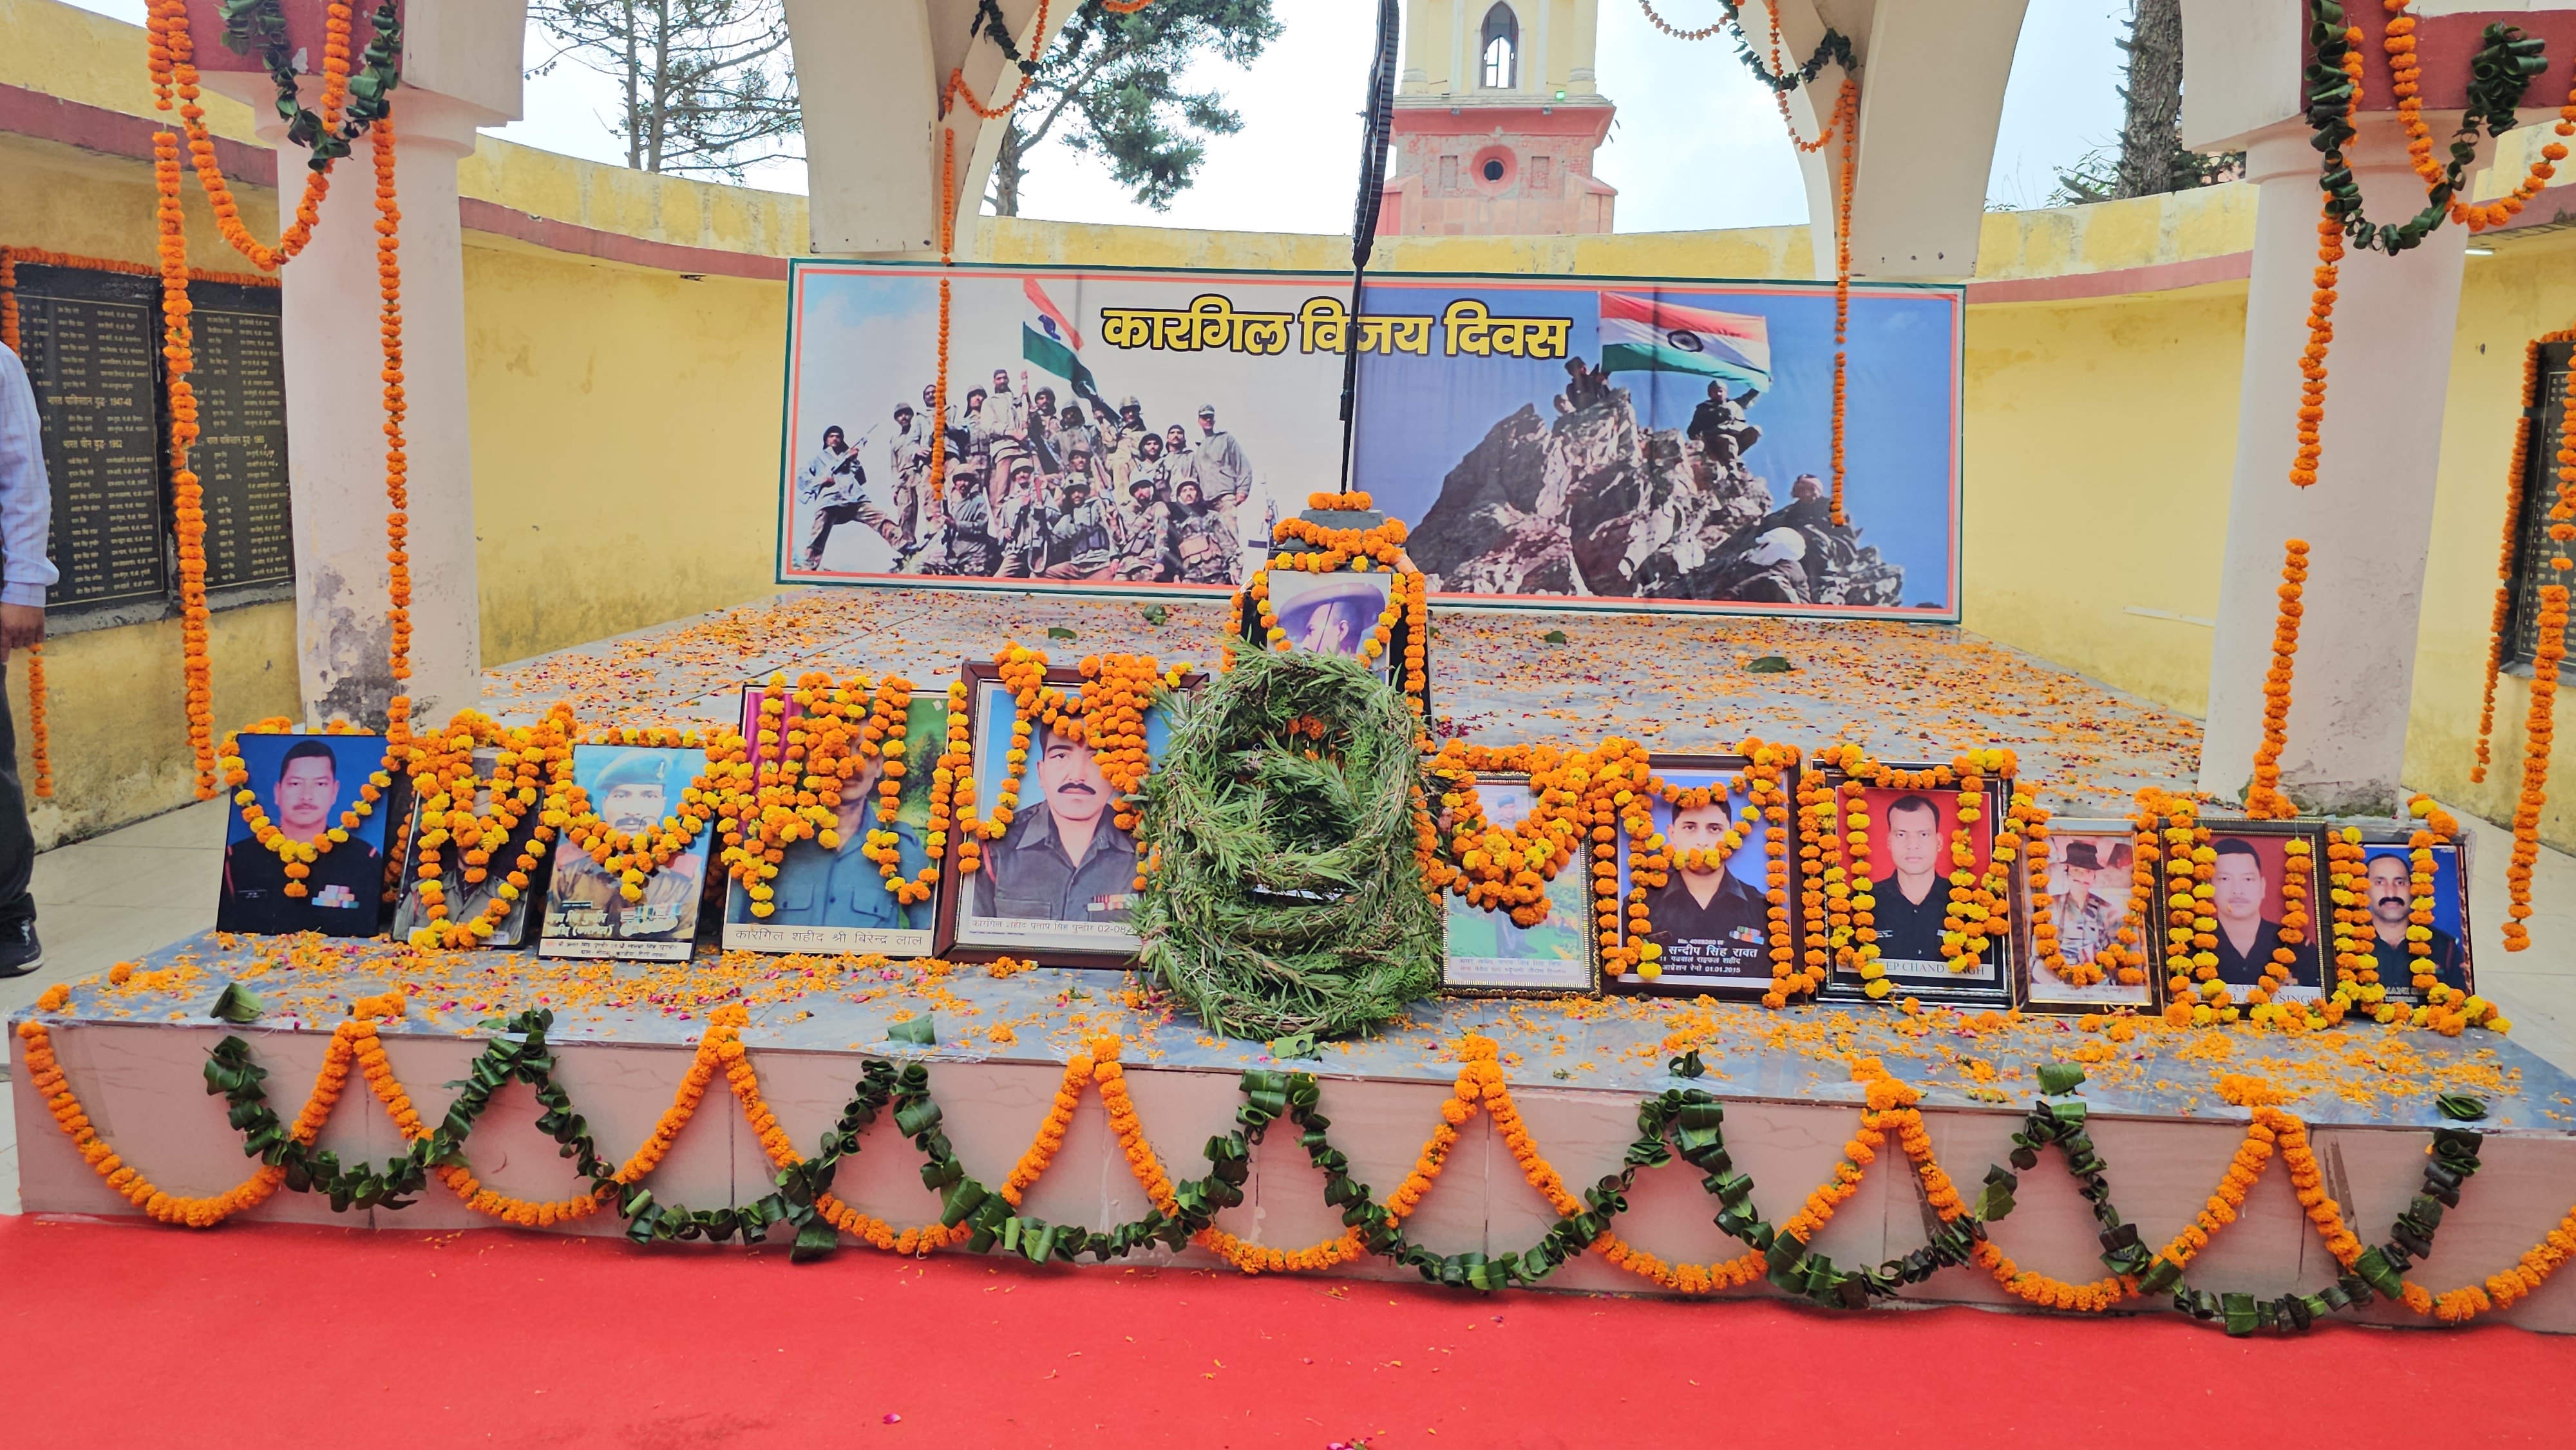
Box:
left=721, top=682, right=950, bottom=956
left=538, top=743, right=715, bottom=961
left=2024, top=822, right=2156, bottom=1010
left=2352, top=836, right=2473, bottom=1000
left=1442, top=773, right=1600, bottom=995
left=2191, top=827, right=2327, bottom=1002
left=1824, top=774, right=2014, bottom=1001
left=1263, top=568, right=1395, bottom=678
left=949, top=669, right=1182, bottom=959
left=1611, top=758, right=1780, bottom=994
left=217, top=732, right=394, bottom=938
left=389, top=748, right=543, bottom=948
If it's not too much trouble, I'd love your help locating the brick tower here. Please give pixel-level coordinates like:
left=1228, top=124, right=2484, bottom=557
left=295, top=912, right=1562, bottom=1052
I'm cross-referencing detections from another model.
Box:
left=1377, top=0, right=1618, bottom=236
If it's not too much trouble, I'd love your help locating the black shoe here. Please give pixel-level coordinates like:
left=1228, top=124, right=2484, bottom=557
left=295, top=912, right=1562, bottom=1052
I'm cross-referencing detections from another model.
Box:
left=0, top=921, right=41, bottom=978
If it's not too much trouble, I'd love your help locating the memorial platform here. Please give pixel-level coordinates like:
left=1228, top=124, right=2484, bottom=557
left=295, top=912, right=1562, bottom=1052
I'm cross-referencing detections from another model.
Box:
left=14, top=927, right=2576, bottom=1329
left=12, top=588, right=2576, bottom=1330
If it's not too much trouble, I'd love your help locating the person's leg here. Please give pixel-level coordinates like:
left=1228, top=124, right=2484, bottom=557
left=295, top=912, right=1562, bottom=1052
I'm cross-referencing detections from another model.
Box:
left=0, top=681, right=38, bottom=973
left=802, top=501, right=838, bottom=567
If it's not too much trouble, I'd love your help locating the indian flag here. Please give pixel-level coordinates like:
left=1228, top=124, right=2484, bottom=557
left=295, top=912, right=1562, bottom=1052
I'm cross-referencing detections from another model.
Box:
left=1596, top=292, right=1772, bottom=391
left=1021, top=278, right=1101, bottom=403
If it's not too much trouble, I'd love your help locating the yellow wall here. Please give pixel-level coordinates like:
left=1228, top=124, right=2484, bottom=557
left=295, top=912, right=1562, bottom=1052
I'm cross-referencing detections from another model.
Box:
left=1958, top=280, right=2249, bottom=715
left=462, top=240, right=788, bottom=665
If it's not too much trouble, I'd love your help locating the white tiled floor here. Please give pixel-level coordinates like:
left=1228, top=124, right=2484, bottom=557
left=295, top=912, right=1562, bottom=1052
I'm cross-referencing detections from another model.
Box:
left=4, top=794, right=2576, bottom=1216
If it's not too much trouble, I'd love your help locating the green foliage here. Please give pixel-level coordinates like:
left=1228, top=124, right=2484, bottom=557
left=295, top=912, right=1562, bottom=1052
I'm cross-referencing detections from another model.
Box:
left=209, top=981, right=264, bottom=1024
left=1133, top=649, right=1440, bottom=1039
left=992, top=0, right=1282, bottom=215
left=184, top=1022, right=2494, bottom=1319
left=217, top=0, right=402, bottom=171
left=530, top=0, right=801, bottom=179
left=2304, top=5, right=2546, bottom=253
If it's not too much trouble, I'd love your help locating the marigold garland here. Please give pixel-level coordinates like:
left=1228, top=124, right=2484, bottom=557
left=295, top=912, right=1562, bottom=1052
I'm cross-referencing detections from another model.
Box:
left=2246, top=540, right=2311, bottom=820
left=146, top=0, right=411, bottom=770
left=25, top=1007, right=2576, bottom=1323
left=559, top=726, right=745, bottom=901
left=399, top=707, right=574, bottom=947
left=2506, top=584, right=2566, bottom=952
left=372, top=118, right=412, bottom=747
left=722, top=671, right=951, bottom=916
left=2496, top=327, right=2576, bottom=950
left=2474, top=330, right=2576, bottom=785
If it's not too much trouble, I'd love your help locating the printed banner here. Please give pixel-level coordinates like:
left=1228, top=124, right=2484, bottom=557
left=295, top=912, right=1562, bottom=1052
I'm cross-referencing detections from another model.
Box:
left=778, top=261, right=1961, bottom=617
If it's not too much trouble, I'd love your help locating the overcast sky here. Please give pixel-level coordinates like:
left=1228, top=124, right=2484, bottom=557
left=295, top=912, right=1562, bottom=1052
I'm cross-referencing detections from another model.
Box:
left=64, top=1, right=2132, bottom=231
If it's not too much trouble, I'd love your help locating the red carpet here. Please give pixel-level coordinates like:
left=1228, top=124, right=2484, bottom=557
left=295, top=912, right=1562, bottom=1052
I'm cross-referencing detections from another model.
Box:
left=1, top=1212, right=2566, bottom=1448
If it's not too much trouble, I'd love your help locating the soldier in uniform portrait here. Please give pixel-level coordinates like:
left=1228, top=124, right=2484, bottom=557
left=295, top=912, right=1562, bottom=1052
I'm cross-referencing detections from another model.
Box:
left=888, top=402, right=933, bottom=554
left=985, top=368, right=1028, bottom=439
left=1039, top=473, right=1117, bottom=581
left=1170, top=478, right=1240, bottom=585
left=1276, top=574, right=1385, bottom=658
left=930, top=458, right=1002, bottom=576
left=1869, top=793, right=1950, bottom=964
left=1643, top=795, right=1770, bottom=978
left=1110, top=474, right=1171, bottom=582
left=1188, top=404, right=1255, bottom=513
left=2049, top=840, right=2126, bottom=966
left=221, top=739, right=386, bottom=936
left=2209, top=838, right=2302, bottom=987
left=1130, top=429, right=1173, bottom=502
left=976, top=718, right=1136, bottom=923
left=2361, top=849, right=2467, bottom=992
left=548, top=749, right=705, bottom=941
left=994, top=452, right=1045, bottom=579
left=1687, top=380, right=1763, bottom=471
left=759, top=744, right=930, bottom=931
left=797, top=424, right=874, bottom=569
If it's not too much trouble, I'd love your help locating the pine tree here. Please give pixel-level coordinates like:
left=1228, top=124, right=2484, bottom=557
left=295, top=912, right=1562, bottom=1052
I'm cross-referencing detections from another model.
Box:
left=530, top=0, right=801, bottom=180
left=989, top=0, right=1281, bottom=216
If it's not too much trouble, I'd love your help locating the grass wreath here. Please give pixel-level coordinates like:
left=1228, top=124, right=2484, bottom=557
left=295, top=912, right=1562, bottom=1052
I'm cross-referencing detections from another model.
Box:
left=1134, top=648, right=1441, bottom=1039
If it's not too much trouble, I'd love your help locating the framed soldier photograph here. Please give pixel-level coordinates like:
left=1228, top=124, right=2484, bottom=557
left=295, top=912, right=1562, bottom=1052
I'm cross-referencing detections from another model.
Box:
left=1263, top=568, right=1396, bottom=679
left=2349, top=829, right=2474, bottom=1002
left=538, top=744, right=717, bottom=962
left=217, top=732, right=395, bottom=939
left=1607, top=753, right=1791, bottom=999
left=1815, top=764, right=2016, bottom=1008
left=721, top=679, right=949, bottom=957
left=2161, top=820, right=2328, bottom=1005
left=1440, top=772, right=1601, bottom=997
left=389, top=748, right=547, bottom=949
left=937, top=661, right=1199, bottom=967
left=2020, top=818, right=2158, bottom=1014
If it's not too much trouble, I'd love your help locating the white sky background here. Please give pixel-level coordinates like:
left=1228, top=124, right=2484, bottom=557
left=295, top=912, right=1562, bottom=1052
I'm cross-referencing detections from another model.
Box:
left=60, top=1, right=2132, bottom=227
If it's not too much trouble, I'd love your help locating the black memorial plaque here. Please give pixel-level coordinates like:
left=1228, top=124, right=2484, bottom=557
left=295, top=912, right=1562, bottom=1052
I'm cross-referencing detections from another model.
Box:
left=11, top=264, right=168, bottom=614
left=188, top=280, right=294, bottom=593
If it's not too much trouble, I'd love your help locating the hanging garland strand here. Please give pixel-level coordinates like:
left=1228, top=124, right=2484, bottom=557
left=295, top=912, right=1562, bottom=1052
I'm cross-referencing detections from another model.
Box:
left=373, top=118, right=411, bottom=747
left=2245, top=539, right=2311, bottom=820
left=2471, top=333, right=2571, bottom=783
left=1645, top=3, right=1860, bottom=523
left=0, top=250, right=65, bottom=798
left=2499, top=335, right=2576, bottom=948
left=147, top=0, right=407, bottom=787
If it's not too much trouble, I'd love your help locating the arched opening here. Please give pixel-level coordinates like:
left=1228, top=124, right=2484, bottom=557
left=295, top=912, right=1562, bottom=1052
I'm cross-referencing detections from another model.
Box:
left=1480, top=3, right=1518, bottom=89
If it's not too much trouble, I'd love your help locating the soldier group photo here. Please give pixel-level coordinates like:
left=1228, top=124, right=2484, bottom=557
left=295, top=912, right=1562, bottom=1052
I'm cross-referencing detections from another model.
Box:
left=796, top=366, right=1270, bottom=587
